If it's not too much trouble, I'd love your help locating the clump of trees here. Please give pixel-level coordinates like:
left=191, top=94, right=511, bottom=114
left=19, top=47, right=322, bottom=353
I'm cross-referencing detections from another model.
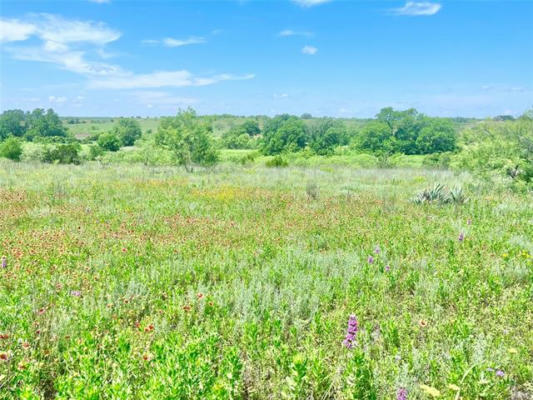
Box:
left=456, top=110, right=532, bottom=186
left=155, top=108, right=219, bottom=172
left=0, top=108, right=68, bottom=141
left=261, top=114, right=308, bottom=155
left=222, top=119, right=261, bottom=149
left=354, top=108, right=457, bottom=155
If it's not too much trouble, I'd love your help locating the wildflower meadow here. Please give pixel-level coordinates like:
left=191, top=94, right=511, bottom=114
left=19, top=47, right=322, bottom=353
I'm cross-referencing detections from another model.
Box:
left=0, top=161, right=531, bottom=399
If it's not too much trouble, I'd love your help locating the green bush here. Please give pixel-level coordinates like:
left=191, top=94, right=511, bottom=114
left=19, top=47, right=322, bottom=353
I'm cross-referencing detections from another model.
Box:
left=98, top=132, right=121, bottom=152
left=41, top=143, right=81, bottom=164
left=113, top=118, right=142, bottom=146
left=265, top=155, right=288, bottom=167
left=0, top=137, right=23, bottom=161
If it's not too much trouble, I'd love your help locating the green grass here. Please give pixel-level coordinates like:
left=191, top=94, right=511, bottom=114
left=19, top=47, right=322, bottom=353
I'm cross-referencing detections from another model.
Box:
left=0, top=161, right=531, bottom=399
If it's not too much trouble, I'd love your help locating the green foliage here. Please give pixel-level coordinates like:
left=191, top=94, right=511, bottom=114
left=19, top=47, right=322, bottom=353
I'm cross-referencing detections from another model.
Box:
left=355, top=108, right=457, bottom=155
left=261, top=115, right=308, bottom=155
left=0, top=136, right=23, bottom=161
left=98, top=132, right=121, bottom=152
left=0, top=108, right=68, bottom=141
left=416, top=118, right=457, bottom=154
left=308, top=118, right=348, bottom=155
left=41, top=143, right=81, bottom=164
left=88, top=144, right=105, bottom=160
left=455, top=116, right=533, bottom=186
left=155, top=108, right=219, bottom=171
left=265, top=154, right=289, bottom=167
left=240, top=119, right=261, bottom=136
left=112, top=118, right=142, bottom=146
left=0, top=109, right=26, bottom=140
left=25, top=108, right=68, bottom=140
left=411, top=183, right=468, bottom=204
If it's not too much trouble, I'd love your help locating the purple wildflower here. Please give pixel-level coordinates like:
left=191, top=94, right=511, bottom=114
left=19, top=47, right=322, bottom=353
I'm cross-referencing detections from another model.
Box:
left=1, top=256, right=6, bottom=268
left=397, top=388, right=408, bottom=400
left=467, top=219, right=472, bottom=225
left=486, top=367, right=494, bottom=372
left=70, top=290, right=81, bottom=297
left=458, top=232, right=464, bottom=242
left=496, top=370, right=505, bottom=377
left=385, top=265, right=390, bottom=272
left=374, top=246, right=381, bottom=254
left=368, top=256, right=374, bottom=264
left=343, top=314, right=358, bottom=349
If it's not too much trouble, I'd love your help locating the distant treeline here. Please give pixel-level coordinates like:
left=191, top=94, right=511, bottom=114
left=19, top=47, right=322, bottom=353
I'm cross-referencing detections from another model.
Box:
left=0, top=107, right=531, bottom=187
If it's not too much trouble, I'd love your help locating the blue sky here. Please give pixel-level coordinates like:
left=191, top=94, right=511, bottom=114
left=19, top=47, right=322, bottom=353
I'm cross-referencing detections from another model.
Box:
left=1, top=0, right=532, bottom=117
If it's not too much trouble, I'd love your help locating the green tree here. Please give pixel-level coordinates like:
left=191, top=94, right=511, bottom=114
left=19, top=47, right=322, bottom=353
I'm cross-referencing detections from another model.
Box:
left=25, top=108, right=67, bottom=140
left=241, top=120, right=261, bottom=136
left=98, top=132, right=121, bottom=152
left=0, top=137, right=23, bottom=161
left=155, top=108, right=219, bottom=172
left=113, top=118, right=142, bottom=146
left=416, top=118, right=457, bottom=154
left=355, top=121, right=396, bottom=153
left=261, top=115, right=307, bottom=155
left=309, top=119, right=347, bottom=155
left=0, top=110, right=26, bottom=140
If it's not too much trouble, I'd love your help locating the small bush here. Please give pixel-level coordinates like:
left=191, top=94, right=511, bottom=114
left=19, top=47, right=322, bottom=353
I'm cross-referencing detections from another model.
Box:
left=411, top=183, right=468, bottom=205
left=0, top=137, right=23, bottom=161
left=265, top=155, right=288, bottom=167
left=41, top=143, right=81, bottom=164
left=98, top=132, right=121, bottom=152
left=88, top=144, right=105, bottom=160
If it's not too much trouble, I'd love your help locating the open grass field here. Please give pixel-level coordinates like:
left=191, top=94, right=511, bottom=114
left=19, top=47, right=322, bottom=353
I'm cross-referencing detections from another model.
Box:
left=0, top=161, right=531, bottom=399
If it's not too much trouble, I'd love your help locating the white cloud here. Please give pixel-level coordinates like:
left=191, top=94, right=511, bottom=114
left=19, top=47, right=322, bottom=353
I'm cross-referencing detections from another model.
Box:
left=164, top=37, right=205, bottom=47
left=292, top=0, right=332, bottom=7
left=36, top=14, right=120, bottom=45
left=89, top=70, right=255, bottom=89
left=0, top=19, right=37, bottom=42
left=142, top=37, right=206, bottom=47
left=278, top=29, right=312, bottom=37
left=3, top=14, right=253, bottom=93
left=9, top=46, right=125, bottom=76
left=48, top=95, right=67, bottom=103
left=88, top=0, right=111, bottom=3
left=301, top=45, right=318, bottom=55
left=391, top=2, right=442, bottom=16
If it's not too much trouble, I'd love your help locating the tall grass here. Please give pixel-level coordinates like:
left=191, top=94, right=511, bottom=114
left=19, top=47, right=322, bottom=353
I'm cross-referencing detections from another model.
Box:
left=0, top=160, right=531, bottom=399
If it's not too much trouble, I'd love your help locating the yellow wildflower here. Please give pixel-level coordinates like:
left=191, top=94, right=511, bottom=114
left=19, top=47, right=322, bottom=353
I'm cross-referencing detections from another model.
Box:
left=420, top=384, right=441, bottom=397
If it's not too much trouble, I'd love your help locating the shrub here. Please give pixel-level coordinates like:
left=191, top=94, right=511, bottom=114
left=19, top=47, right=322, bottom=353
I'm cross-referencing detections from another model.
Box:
left=155, top=108, right=219, bottom=172
left=113, top=118, right=142, bottom=146
left=98, top=132, right=121, bottom=152
left=0, top=137, right=23, bottom=161
left=265, top=155, right=288, bottom=167
left=411, top=183, right=468, bottom=205
left=41, top=143, right=81, bottom=164
left=88, top=144, right=105, bottom=160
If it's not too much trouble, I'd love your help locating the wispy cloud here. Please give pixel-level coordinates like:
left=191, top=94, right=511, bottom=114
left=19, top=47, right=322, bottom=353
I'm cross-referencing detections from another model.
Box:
left=48, top=95, right=67, bottom=103
left=292, top=0, right=332, bottom=7
left=301, top=45, right=318, bottom=55
left=142, top=36, right=206, bottom=47
left=278, top=29, right=313, bottom=37
left=391, top=2, right=442, bottom=16
left=89, top=71, right=255, bottom=89
left=0, top=19, right=36, bottom=42
left=2, top=14, right=122, bottom=76
left=88, top=0, right=111, bottom=3
left=2, top=14, right=253, bottom=92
